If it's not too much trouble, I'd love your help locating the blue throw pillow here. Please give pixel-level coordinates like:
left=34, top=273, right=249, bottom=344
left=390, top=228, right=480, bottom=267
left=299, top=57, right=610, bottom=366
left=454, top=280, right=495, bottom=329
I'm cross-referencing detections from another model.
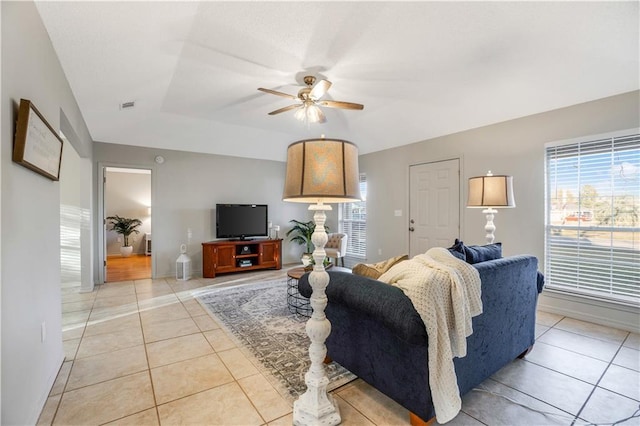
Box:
left=464, top=242, right=502, bottom=264
left=448, top=239, right=466, bottom=260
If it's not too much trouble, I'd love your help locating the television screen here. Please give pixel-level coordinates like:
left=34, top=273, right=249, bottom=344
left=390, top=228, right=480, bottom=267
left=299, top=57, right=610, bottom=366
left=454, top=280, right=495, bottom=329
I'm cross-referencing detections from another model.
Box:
left=216, top=204, right=268, bottom=239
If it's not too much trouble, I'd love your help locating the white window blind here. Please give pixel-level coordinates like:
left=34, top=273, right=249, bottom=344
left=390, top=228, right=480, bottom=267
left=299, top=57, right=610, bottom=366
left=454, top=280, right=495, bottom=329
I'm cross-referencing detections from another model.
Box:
left=545, top=132, right=639, bottom=304
left=340, top=174, right=367, bottom=258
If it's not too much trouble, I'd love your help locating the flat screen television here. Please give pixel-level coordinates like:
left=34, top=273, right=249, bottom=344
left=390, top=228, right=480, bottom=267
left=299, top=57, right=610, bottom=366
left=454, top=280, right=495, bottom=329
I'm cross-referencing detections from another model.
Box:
left=216, top=204, right=268, bottom=240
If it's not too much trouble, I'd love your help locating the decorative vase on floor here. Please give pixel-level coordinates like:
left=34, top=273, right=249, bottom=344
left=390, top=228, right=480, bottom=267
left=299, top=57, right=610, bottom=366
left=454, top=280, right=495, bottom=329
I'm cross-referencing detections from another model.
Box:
left=106, top=215, right=142, bottom=258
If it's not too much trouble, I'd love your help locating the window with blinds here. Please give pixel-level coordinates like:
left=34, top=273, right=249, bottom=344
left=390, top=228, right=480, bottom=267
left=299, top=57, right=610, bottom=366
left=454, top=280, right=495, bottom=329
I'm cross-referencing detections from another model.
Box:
left=545, top=132, right=639, bottom=304
left=339, top=174, right=367, bottom=258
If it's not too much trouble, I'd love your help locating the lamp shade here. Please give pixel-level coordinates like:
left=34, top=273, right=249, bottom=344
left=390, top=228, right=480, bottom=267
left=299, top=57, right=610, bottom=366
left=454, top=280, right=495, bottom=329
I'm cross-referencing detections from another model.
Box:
left=283, top=138, right=361, bottom=203
left=467, top=174, right=516, bottom=208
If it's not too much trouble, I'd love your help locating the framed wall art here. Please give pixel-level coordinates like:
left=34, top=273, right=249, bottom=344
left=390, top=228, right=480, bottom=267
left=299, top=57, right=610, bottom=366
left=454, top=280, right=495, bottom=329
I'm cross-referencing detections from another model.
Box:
left=13, top=98, right=63, bottom=181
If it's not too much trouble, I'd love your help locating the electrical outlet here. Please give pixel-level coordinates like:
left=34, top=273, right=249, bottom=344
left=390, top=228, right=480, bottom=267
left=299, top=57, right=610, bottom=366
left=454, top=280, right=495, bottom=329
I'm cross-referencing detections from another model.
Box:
left=41, top=322, right=46, bottom=343
left=117, top=237, right=122, bottom=243
left=378, top=249, right=382, bottom=256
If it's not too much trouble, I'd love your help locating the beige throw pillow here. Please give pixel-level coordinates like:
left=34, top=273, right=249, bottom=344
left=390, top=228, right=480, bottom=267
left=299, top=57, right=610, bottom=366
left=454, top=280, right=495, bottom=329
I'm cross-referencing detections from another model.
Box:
left=352, top=254, right=409, bottom=279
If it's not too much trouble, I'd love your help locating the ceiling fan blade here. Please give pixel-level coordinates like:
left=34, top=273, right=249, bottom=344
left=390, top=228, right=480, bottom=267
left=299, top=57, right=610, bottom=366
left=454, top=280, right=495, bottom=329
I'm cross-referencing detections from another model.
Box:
left=309, top=79, right=331, bottom=100
left=258, top=88, right=297, bottom=100
left=268, top=104, right=300, bottom=115
left=318, top=100, right=364, bottom=110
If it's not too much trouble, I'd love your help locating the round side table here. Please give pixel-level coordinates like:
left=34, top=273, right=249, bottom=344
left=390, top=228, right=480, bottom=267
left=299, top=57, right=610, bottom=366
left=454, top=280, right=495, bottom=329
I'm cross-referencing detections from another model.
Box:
left=286, top=266, right=352, bottom=318
left=287, top=266, right=311, bottom=317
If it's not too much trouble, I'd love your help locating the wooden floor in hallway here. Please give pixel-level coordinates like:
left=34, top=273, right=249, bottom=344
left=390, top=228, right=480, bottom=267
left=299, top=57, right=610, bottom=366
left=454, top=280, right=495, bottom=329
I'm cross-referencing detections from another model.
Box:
left=106, top=254, right=151, bottom=282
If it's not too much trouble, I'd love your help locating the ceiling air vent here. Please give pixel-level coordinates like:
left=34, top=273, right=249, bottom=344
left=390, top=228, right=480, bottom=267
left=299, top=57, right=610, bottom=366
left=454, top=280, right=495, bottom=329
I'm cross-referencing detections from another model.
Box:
left=119, top=101, right=135, bottom=110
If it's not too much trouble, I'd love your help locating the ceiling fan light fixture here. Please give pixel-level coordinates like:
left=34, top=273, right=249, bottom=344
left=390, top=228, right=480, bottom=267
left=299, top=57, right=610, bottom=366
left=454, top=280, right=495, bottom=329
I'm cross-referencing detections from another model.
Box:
left=307, top=104, right=322, bottom=123
left=294, top=105, right=307, bottom=122
left=294, top=103, right=323, bottom=124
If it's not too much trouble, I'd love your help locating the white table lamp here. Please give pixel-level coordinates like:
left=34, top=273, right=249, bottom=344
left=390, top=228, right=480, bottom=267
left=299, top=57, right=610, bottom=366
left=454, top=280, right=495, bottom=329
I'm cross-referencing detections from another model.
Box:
left=283, top=137, right=361, bottom=426
left=467, top=171, right=516, bottom=244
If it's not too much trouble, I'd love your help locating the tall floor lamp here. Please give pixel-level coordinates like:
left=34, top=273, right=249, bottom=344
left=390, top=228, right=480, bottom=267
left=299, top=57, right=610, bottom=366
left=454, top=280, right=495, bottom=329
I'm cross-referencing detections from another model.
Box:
left=283, top=137, right=361, bottom=426
left=467, top=171, right=516, bottom=243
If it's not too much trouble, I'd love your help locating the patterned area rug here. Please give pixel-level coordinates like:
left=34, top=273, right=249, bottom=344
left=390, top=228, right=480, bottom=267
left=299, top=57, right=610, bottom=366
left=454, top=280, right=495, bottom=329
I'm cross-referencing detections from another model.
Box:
left=196, top=279, right=356, bottom=402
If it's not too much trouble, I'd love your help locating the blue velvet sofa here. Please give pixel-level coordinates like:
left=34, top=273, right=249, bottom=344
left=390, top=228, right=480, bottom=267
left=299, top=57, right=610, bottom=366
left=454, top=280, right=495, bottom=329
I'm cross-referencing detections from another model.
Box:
left=298, top=255, right=544, bottom=424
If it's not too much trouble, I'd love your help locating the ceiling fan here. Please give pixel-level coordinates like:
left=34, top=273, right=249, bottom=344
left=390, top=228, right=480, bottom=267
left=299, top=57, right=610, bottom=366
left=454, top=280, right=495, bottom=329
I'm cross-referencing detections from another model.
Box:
left=258, top=76, right=364, bottom=123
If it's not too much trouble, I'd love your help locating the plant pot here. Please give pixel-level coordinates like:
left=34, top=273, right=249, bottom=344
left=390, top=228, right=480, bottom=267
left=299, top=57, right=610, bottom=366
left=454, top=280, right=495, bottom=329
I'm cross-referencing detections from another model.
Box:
left=301, top=252, right=313, bottom=267
left=120, top=246, right=134, bottom=257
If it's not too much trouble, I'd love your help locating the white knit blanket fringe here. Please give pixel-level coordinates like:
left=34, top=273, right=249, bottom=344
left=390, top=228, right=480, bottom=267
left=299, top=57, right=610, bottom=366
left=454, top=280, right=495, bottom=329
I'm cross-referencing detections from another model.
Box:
left=378, top=247, right=482, bottom=423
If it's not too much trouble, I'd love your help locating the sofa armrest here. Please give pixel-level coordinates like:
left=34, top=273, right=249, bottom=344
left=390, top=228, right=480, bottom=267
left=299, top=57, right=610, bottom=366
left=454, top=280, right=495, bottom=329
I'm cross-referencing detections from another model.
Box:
left=472, top=255, right=542, bottom=292
left=298, top=271, right=427, bottom=345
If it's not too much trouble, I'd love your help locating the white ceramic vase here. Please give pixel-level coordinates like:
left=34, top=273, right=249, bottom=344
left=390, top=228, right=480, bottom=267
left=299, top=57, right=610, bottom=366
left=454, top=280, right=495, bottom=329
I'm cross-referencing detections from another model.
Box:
left=301, top=252, right=313, bottom=266
left=120, top=246, right=133, bottom=257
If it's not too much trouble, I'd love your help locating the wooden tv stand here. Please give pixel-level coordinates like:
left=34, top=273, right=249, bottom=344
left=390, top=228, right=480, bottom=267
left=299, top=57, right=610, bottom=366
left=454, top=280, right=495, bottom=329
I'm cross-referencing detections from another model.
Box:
left=202, top=239, right=282, bottom=278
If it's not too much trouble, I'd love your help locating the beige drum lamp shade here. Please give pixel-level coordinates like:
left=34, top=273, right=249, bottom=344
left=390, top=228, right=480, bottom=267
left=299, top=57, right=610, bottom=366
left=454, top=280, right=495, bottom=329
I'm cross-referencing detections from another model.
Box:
left=283, top=138, right=361, bottom=203
left=467, top=173, right=516, bottom=208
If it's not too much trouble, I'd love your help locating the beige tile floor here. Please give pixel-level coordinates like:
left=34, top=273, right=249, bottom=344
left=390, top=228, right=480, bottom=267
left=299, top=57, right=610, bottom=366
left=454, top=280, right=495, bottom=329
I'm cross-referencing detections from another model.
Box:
left=40, top=269, right=640, bottom=425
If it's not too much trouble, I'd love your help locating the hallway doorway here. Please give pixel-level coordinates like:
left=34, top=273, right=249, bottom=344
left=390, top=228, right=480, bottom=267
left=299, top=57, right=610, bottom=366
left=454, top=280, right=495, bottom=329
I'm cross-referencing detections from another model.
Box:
left=103, top=167, right=152, bottom=282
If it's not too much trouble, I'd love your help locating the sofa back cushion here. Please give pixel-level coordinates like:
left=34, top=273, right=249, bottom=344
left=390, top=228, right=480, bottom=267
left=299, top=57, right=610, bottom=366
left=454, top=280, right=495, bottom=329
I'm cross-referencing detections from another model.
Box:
left=464, top=243, right=502, bottom=264
left=448, top=239, right=502, bottom=264
left=447, top=239, right=466, bottom=260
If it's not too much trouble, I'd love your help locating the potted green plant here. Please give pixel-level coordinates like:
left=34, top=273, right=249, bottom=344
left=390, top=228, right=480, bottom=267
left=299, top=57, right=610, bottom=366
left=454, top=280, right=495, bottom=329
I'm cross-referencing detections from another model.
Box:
left=106, top=215, right=142, bottom=257
left=286, top=219, right=328, bottom=267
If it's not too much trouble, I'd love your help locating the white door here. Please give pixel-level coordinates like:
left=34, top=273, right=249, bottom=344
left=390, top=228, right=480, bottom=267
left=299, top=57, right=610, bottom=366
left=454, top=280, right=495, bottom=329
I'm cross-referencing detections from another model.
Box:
left=409, top=159, right=460, bottom=258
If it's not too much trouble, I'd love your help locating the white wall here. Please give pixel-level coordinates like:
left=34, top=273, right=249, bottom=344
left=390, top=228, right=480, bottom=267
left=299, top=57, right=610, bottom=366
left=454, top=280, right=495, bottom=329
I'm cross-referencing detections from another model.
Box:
left=60, top=111, right=94, bottom=293
left=105, top=170, right=151, bottom=255
left=360, top=90, right=640, bottom=331
left=93, top=143, right=313, bottom=279
left=60, top=140, right=83, bottom=284
left=1, top=2, right=93, bottom=424
left=60, top=138, right=93, bottom=293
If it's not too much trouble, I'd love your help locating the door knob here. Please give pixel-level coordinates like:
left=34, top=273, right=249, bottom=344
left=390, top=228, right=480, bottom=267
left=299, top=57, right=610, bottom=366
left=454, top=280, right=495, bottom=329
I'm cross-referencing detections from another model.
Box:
left=410, top=219, right=415, bottom=224
left=409, top=227, right=415, bottom=232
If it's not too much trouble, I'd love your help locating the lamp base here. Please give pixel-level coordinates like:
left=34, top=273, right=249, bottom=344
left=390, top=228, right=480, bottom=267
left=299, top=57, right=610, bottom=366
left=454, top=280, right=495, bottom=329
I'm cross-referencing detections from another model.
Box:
left=293, top=389, right=341, bottom=426
left=292, top=202, right=341, bottom=426
left=483, top=208, right=497, bottom=244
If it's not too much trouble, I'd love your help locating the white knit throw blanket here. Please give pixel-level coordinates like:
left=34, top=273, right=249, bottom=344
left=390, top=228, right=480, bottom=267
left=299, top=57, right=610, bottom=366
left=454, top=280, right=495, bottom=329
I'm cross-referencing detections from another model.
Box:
left=378, top=247, right=482, bottom=423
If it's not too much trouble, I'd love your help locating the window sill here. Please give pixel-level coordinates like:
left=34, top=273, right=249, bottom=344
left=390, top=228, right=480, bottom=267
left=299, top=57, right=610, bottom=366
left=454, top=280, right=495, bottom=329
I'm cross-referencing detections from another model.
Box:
left=538, top=288, right=640, bottom=333
left=544, top=286, right=640, bottom=310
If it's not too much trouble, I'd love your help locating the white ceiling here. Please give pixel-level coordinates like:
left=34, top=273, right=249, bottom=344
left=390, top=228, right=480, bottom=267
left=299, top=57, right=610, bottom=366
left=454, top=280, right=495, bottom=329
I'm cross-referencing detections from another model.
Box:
left=35, top=1, right=639, bottom=162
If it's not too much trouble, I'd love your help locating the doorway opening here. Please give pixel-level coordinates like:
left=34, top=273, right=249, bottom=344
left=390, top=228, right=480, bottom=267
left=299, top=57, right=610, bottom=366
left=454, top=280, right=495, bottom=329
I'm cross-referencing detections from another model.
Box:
left=104, top=167, right=152, bottom=282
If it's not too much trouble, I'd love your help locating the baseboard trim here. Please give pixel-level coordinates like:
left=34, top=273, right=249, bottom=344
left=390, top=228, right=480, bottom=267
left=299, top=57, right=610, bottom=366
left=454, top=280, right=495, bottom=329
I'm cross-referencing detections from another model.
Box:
left=32, top=351, right=65, bottom=425
left=538, top=290, right=640, bottom=333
